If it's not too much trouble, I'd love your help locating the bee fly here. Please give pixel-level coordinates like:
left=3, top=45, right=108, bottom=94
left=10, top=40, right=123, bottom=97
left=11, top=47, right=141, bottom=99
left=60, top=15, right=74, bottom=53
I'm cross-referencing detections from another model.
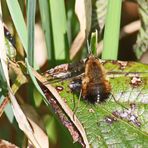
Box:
left=72, top=53, right=127, bottom=111
left=69, top=53, right=111, bottom=104
left=81, top=53, right=111, bottom=103
left=45, top=51, right=112, bottom=104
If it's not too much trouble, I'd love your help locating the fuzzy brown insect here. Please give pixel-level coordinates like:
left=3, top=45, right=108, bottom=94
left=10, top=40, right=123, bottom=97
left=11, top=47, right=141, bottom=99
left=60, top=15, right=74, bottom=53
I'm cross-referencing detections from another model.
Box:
left=81, top=54, right=111, bottom=103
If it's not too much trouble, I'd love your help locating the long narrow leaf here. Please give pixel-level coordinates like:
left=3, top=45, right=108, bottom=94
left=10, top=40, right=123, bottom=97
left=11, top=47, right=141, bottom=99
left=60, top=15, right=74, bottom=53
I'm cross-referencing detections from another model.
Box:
left=49, top=0, right=68, bottom=60
left=0, top=3, right=42, bottom=146
left=6, top=0, right=28, bottom=52
left=6, top=0, right=49, bottom=109
left=102, top=0, right=122, bottom=60
left=38, top=0, right=54, bottom=62
left=27, top=0, right=36, bottom=67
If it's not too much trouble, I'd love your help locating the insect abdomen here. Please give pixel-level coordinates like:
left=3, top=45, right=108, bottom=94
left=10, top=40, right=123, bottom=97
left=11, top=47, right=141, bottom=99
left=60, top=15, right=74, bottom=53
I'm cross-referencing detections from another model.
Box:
left=83, top=81, right=111, bottom=103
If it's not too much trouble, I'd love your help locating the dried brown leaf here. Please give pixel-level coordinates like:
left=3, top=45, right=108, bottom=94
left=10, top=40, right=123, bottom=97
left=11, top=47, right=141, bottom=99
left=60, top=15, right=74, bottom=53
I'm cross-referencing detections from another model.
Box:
left=21, top=104, right=49, bottom=148
left=0, top=139, right=19, bottom=148
left=32, top=69, right=89, bottom=148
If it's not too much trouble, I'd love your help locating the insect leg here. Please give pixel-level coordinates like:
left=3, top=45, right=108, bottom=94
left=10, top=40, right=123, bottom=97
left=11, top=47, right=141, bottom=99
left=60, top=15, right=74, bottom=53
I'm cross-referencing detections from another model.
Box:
left=110, top=93, right=128, bottom=110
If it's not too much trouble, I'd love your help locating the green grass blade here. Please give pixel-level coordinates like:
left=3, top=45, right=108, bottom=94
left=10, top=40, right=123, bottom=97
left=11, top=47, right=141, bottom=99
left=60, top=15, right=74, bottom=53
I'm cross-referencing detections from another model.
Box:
left=38, top=0, right=54, bottom=62
left=49, top=0, right=68, bottom=61
left=90, top=30, right=98, bottom=56
left=6, top=0, right=28, bottom=52
left=6, top=0, right=49, bottom=107
left=27, top=0, right=36, bottom=67
left=102, top=0, right=122, bottom=60
left=27, top=0, right=42, bottom=106
left=25, top=59, right=49, bottom=105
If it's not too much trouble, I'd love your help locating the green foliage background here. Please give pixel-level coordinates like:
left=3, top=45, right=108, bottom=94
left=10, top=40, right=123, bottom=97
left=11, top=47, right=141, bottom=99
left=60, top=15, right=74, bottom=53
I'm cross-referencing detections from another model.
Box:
left=0, top=0, right=148, bottom=147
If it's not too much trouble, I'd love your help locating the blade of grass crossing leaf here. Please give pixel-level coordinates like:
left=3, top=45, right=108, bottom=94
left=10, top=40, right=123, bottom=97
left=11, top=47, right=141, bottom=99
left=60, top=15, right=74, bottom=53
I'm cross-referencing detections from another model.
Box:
left=38, top=0, right=55, bottom=63
left=102, top=0, right=122, bottom=60
left=27, top=0, right=42, bottom=107
left=49, top=0, right=68, bottom=61
left=6, top=0, right=28, bottom=52
left=25, top=59, right=49, bottom=106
